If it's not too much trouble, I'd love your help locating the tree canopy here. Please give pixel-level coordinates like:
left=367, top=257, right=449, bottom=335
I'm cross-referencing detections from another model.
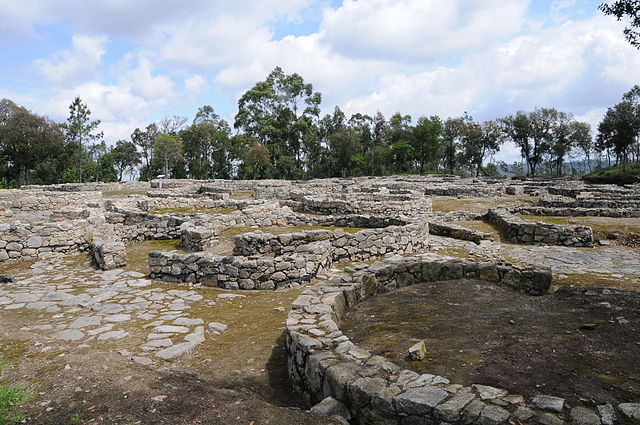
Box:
left=600, top=1, right=640, bottom=48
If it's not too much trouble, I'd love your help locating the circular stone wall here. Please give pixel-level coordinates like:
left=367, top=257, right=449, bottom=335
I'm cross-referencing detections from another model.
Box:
left=285, top=254, right=639, bottom=424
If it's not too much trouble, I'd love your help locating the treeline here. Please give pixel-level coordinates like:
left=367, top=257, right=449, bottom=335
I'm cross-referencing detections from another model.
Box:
left=1, top=67, right=640, bottom=187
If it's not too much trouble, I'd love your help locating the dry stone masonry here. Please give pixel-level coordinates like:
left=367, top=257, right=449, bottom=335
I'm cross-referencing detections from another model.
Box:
left=92, top=240, right=127, bottom=270
left=1, top=175, right=639, bottom=424
left=284, top=254, right=637, bottom=425
left=150, top=222, right=429, bottom=289
left=485, top=208, right=594, bottom=247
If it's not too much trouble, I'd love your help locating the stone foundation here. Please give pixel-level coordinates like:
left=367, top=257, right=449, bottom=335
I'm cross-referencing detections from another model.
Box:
left=180, top=224, right=217, bottom=251
left=285, top=254, right=567, bottom=425
left=428, top=222, right=493, bottom=244
left=92, top=240, right=127, bottom=270
left=149, top=223, right=429, bottom=289
left=484, top=208, right=593, bottom=247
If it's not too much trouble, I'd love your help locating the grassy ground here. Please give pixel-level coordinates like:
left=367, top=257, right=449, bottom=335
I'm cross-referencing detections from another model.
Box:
left=0, top=361, right=27, bottom=425
left=432, top=195, right=539, bottom=214
left=590, top=161, right=640, bottom=177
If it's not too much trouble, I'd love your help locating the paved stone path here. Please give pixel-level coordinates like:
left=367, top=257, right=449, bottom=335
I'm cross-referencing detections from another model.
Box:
left=505, top=245, right=640, bottom=277
left=0, top=254, right=231, bottom=366
left=429, top=235, right=640, bottom=280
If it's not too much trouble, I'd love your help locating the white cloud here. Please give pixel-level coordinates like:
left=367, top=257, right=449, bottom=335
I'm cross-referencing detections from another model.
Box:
left=117, top=57, right=175, bottom=101
left=33, top=35, right=107, bottom=85
left=0, top=0, right=315, bottom=45
left=321, top=0, right=530, bottom=62
left=340, top=15, right=640, bottom=123
left=185, top=75, right=206, bottom=94
left=43, top=82, right=152, bottom=143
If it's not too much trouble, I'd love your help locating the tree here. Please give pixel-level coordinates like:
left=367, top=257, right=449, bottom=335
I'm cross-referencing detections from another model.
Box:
left=459, top=118, right=504, bottom=177
left=442, top=117, right=465, bottom=174
left=0, top=99, right=65, bottom=186
left=597, top=102, right=639, bottom=170
left=501, top=108, right=558, bottom=176
left=240, top=143, right=271, bottom=179
left=572, top=122, right=594, bottom=172
left=412, top=115, right=443, bottom=173
left=390, top=140, right=415, bottom=173
left=600, top=1, right=640, bottom=48
left=59, top=97, right=103, bottom=182
left=131, top=125, right=155, bottom=167
left=235, top=67, right=322, bottom=178
left=111, top=140, right=141, bottom=181
left=152, top=134, right=183, bottom=177
left=181, top=106, right=232, bottom=179
left=157, top=115, right=188, bottom=134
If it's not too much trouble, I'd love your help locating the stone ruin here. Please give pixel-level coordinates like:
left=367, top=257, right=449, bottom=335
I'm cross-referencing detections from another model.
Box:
left=1, top=175, right=640, bottom=424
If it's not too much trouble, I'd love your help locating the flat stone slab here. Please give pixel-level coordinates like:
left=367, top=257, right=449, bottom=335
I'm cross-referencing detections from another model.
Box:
left=132, top=356, right=153, bottom=366
left=619, top=403, right=640, bottom=422
left=55, top=329, right=85, bottom=341
left=155, top=341, right=199, bottom=360
left=104, top=314, right=132, bottom=323
left=217, top=294, right=246, bottom=300
left=153, top=325, right=189, bottom=334
left=472, top=384, right=508, bottom=400
left=393, top=386, right=449, bottom=415
left=69, top=316, right=103, bottom=329
left=173, top=317, right=204, bottom=326
left=532, top=395, right=565, bottom=413
left=208, top=322, right=228, bottom=334
left=97, top=330, right=129, bottom=341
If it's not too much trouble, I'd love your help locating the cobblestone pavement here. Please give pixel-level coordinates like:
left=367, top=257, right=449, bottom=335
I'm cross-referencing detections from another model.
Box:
left=0, top=254, right=235, bottom=366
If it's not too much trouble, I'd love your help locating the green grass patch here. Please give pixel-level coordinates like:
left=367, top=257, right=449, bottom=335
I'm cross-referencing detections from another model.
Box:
left=125, top=239, right=185, bottom=274
left=591, top=162, right=640, bottom=177
left=231, top=190, right=255, bottom=200
left=0, top=363, right=27, bottom=425
left=0, top=342, right=27, bottom=362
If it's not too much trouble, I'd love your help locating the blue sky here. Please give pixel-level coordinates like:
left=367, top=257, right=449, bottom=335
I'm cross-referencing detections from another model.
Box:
left=1, top=0, right=639, bottom=163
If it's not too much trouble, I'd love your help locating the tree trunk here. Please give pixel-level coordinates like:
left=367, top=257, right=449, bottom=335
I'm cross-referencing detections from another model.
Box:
left=18, top=164, right=27, bottom=187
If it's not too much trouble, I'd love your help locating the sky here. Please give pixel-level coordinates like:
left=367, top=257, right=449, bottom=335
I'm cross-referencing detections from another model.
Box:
left=1, top=0, right=640, bottom=163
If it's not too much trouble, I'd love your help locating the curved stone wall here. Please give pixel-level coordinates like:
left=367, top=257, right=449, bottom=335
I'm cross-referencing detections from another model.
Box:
left=150, top=223, right=429, bottom=289
left=284, top=254, right=632, bottom=425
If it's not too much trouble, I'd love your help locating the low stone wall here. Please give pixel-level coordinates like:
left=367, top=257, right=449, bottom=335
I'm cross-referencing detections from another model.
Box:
left=428, top=221, right=494, bottom=244
left=149, top=247, right=330, bottom=290
left=514, top=206, right=640, bottom=218
left=540, top=195, right=640, bottom=210
left=135, top=196, right=246, bottom=212
left=23, top=181, right=149, bottom=192
left=484, top=208, right=593, bottom=247
left=233, top=223, right=429, bottom=258
left=0, top=190, right=102, bottom=212
left=287, top=194, right=433, bottom=218
left=180, top=224, right=217, bottom=251
left=92, top=240, right=127, bottom=270
left=424, top=184, right=505, bottom=198
left=0, top=219, right=98, bottom=261
left=150, top=223, right=428, bottom=289
left=285, top=254, right=568, bottom=425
